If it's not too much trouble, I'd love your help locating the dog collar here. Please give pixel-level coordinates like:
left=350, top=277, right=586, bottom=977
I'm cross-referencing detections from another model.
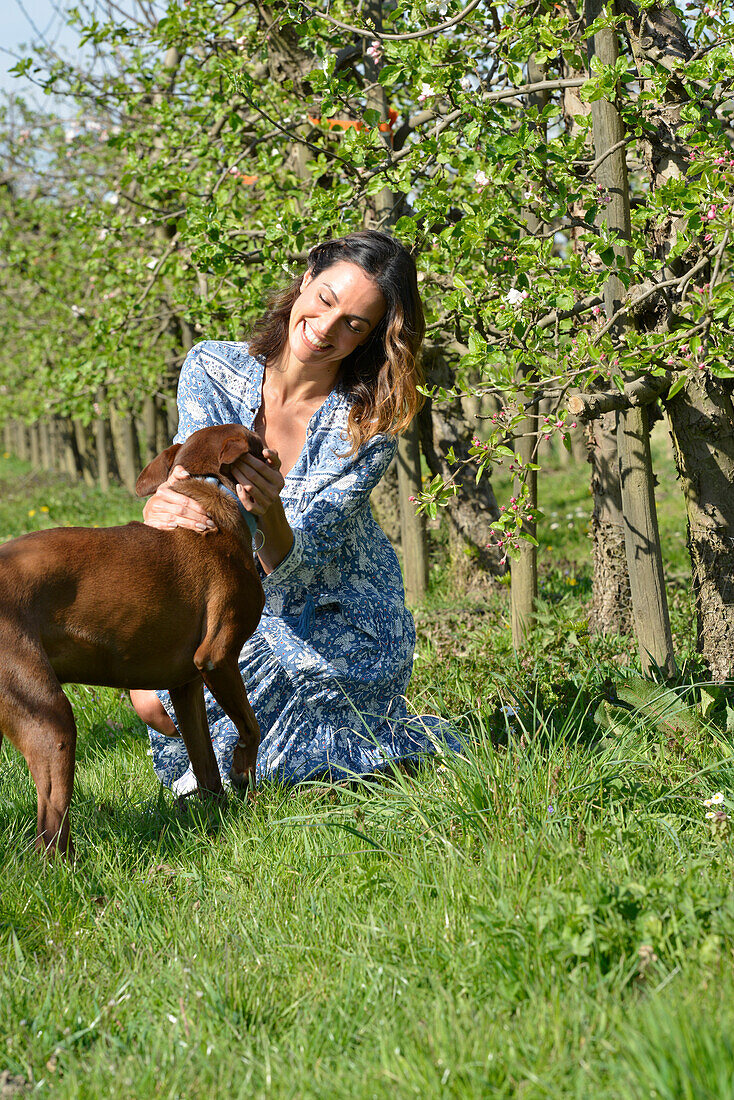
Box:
left=201, top=476, right=259, bottom=540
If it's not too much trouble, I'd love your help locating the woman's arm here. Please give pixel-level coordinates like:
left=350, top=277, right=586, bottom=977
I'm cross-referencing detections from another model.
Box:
left=142, top=467, right=216, bottom=531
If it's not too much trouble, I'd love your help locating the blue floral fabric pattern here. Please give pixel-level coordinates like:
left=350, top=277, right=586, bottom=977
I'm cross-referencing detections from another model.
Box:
left=147, top=341, right=453, bottom=794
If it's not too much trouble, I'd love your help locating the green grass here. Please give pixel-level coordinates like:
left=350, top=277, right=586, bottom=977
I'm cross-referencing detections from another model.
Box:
left=1, top=445, right=734, bottom=1099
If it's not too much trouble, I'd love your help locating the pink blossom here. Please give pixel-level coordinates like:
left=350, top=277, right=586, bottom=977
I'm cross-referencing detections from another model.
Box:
left=592, top=305, right=602, bottom=316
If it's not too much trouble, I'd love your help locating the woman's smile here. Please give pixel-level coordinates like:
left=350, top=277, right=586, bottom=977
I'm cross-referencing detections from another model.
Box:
left=301, top=319, right=332, bottom=351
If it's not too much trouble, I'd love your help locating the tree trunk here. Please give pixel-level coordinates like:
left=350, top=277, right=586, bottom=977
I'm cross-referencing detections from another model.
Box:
left=420, top=351, right=505, bottom=579
left=155, top=395, right=171, bottom=452
left=165, top=397, right=179, bottom=444
left=667, top=376, right=734, bottom=680
left=39, top=421, right=52, bottom=470
left=586, top=0, right=676, bottom=675
left=141, top=395, right=158, bottom=464
left=588, top=412, right=632, bottom=635
left=624, top=1, right=733, bottom=677
left=17, top=422, right=29, bottom=462
left=563, top=15, right=630, bottom=622
left=60, top=419, right=79, bottom=479
left=29, top=422, right=40, bottom=468
left=109, top=408, right=140, bottom=493
left=74, top=419, right=97, bottom=486
left=370, top=456, right=401, bottom=548
left=94, top=389, right=111, bottom=492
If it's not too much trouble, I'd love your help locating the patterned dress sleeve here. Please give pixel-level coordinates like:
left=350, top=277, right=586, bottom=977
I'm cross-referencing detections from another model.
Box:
left=173, top=343, right=230, bottom=443
left=263, top=433, right=397, bottom=587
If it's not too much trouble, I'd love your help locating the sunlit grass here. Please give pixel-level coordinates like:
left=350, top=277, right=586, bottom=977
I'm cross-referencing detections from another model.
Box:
left=1, top=449, right=733, bottom=1098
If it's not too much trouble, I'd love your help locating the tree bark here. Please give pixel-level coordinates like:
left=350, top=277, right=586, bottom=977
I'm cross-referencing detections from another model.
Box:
left=667, top=375, right=734, bottom=680
left=588, top=412, right=632, bottom=635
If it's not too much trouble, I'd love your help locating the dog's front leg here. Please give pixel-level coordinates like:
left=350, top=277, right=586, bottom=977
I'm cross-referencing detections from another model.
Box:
left=168, top=680, right=224, bottom=799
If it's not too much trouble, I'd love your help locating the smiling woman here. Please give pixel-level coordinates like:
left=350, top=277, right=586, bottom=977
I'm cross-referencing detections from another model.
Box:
left=131, top=230, right=454, bottom=793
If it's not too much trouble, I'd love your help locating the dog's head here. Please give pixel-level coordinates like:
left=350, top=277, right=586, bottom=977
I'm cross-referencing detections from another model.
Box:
left=136, top=424, right=265, bottom=497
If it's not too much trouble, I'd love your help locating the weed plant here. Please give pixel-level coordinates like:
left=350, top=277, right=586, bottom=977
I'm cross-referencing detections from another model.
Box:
left=1, top=444, right=733, bottom=1099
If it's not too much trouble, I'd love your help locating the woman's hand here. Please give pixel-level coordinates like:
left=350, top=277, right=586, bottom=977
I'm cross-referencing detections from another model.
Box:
left=142, top=465, right=217, bottom=532
left=231, top=448, right=285, bottom=517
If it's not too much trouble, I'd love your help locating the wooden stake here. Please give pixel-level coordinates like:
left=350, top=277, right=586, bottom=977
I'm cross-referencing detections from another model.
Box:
left=397, top=421, right=429, bottom=605
left=617, top=405, right=676, bottom=675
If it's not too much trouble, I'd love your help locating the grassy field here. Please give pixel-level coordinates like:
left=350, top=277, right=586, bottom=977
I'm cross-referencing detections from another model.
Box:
left=1, top=436, right=733, bottom=1099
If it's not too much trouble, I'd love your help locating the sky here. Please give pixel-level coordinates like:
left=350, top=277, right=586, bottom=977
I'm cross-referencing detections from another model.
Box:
left=1, top=0, right=81, bottom=100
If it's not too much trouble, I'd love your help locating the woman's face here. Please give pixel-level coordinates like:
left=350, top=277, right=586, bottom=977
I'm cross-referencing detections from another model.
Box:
left=287, top=261, right=386, bottom=373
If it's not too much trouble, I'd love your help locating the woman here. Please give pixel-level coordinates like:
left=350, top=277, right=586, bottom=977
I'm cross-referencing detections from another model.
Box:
left=131, top=230, right=450, bottom=795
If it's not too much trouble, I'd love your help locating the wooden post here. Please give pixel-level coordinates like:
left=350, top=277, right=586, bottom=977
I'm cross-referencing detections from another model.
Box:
left=585, top=0, right=676, bottom=676
left=511, top=380, right=538, bottom=648
left=617, top=405, right=676, bottom=674
left=511, top=56, right=546, bottom=648
left=397, top=420, right=429, bottom=605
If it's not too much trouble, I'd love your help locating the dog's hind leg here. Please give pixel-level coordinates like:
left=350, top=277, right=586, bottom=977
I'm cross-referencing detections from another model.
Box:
left=168, top=679, right=224, bottom=799
left=200, top=658, right=261, bottom=792
left=0, top=650, right=77, bottom=856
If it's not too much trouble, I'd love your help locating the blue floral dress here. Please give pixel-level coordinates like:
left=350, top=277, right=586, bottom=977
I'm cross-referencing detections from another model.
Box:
left=147, top=341, right=452, bottom=794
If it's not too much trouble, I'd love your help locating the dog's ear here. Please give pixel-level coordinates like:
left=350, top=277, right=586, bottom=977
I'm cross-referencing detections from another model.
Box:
left=136, top=443, right=182, bottom=497
left=219, top=434, right=258, bottom=467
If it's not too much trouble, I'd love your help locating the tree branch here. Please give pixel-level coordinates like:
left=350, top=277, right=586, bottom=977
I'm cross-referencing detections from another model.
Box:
left=300, top=0, right=483, bottom=42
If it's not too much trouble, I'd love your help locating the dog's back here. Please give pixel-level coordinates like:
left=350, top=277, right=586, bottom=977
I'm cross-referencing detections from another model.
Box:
left=0, top=517, right=260, bottom=690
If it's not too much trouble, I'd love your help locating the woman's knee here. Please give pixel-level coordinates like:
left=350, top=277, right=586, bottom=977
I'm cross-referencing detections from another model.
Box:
left=130, top=689, right=176, bottom=735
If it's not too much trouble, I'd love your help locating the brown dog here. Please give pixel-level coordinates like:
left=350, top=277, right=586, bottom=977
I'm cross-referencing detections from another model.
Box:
left=0, top=424, right=265, bottom=856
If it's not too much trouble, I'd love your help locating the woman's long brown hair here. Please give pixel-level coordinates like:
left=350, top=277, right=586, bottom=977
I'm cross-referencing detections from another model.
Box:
left=247, top=231, right=425, bottom=453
